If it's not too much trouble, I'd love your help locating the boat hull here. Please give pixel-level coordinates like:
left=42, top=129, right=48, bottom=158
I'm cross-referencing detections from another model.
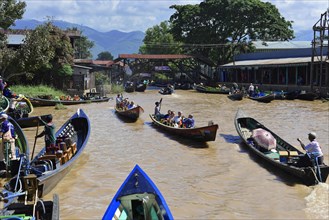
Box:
left=115, top=106, right=144, bottom=121
left=103, top=165, right=173, bottom=220
left=234, top=109, right=329, bottom=185
left=28, top=97, right=111, bottom=107
left=150, top=114, right=218, bottom=142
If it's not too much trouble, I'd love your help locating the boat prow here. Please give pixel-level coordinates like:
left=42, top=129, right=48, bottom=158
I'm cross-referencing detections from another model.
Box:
left=103, top=164, right=173, bottom=220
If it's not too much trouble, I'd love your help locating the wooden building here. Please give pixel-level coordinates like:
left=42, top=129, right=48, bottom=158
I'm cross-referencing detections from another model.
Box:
left=219, top=44, right=329, bottom=95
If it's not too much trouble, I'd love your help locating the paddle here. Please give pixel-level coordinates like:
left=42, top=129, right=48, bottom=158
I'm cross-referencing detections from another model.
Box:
left=31, top=120, right=40, bottom=160
left=159, top=98, right=163, bottom=112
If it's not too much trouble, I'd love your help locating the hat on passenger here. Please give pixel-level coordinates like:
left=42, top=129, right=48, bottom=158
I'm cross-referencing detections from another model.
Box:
left=308, top=132, right=317, bottom=139
left=0, top=113, right=8, bottom=120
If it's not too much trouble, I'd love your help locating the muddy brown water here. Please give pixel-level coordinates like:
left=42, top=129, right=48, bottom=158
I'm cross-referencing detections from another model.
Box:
left=4, top=89, right=329, bottom=219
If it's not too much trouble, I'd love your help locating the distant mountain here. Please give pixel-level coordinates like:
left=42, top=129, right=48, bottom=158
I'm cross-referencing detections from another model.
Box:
left=12, top=19, right=145, bottom=59
left=11, top=19, right=314, bottom=59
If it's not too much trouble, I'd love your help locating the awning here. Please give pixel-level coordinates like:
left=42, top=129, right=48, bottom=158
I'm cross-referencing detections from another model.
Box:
left=221, top=57, right=314, bottom=68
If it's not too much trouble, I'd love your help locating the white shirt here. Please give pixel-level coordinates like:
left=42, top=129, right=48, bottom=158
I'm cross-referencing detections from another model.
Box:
left=305, top=140, right=323, bottom=157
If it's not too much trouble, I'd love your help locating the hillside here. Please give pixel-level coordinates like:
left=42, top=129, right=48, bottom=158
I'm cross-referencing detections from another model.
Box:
left=12, top=19, right=145, bottom=59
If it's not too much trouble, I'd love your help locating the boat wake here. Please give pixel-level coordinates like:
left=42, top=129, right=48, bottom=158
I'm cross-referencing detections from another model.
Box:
left=304, top=182, right=329, bottom=219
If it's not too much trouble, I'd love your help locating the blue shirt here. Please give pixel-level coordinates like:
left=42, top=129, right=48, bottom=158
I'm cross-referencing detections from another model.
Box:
left=1, top=120, right=15, bottom=137
left=183, top=118, right=195, bottom=128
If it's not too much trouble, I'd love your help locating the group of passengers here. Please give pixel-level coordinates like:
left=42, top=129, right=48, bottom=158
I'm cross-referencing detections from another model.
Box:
left=116, top=94, right=136, bottom=110
left=154, top=102, right=195, bottom=128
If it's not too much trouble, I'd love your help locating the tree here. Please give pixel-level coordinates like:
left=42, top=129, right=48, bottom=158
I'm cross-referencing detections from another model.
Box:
left=96, top=51, right=114, bottom=60
left=0, top=0, right=26, bottom=77
left=169, top=0, right=294, bottom=65
left=12, top=22, right=74, bottom=87
left=139, top=21, right=182, bottom=54
left=69, top=28, right=94, bottom=59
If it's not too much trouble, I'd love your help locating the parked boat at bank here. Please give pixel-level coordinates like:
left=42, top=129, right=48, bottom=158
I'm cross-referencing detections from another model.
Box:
left=28, top=96, right=111, bottom=107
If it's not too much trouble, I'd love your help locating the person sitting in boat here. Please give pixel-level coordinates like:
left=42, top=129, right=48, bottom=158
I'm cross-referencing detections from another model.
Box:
left=161, top=110, right=174, bottom=125
left=116, top=94, right=123, bottom=108
left=182, top=114, right=195, bottom=128
left=296, top=132, right=323, bottom=167
left=172, top=111, right=183, bottom=128
left=248, top=83, right=254, bottom=97
left=0, top=113, right=16, bottom=160
left=128, top=101, right=136, bottom=109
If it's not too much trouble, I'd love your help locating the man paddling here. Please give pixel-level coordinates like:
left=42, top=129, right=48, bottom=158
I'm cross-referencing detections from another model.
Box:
left=296, top=132, right=324, bottom=166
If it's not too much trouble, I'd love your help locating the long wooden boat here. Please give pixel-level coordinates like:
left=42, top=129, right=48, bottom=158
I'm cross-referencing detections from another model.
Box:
left=149, top=114, right=218, bottom=142
left=115, top=105, right=144, bottom=121
left=4, top=109, right=90, bottom=197
left=0, top=192, right=59, bottom=220
left=195, top=84, right=230, bottom=94
left=135, top=83, right=147, bottom=92
left=0, top=115, right=29, bottom=178
left=248, top=93, right=275, bottom=103
left=28, top=96, right=111, bottom=107
left=227, top=92, right=244, bottom=101
left=159, top=87, right=174, bottom=95
left=15, top=114, right=50, bottom=129
left=234, top=108, right=329, bottom=186
left=296, top=91, right=318, bottom=101
left=102, top=164, right=173, bottom=220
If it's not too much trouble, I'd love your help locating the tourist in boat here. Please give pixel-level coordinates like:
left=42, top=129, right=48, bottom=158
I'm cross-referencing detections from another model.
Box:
left=296, top=132, right=324, bottom=166
left=172, top=111, right=183, bottom=128
left=248, top=83, right=254, bottom=97
left=182, top=114, right=195, bottom=128
left=0, top=113, right=16, bottom=160
left=128, top=101, right=136, bottom=109
left=36, top=115, right=56, bottom=154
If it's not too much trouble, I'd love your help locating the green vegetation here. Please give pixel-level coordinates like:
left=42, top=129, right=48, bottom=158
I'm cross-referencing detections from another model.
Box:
left=110, top=84, right=124, bottom=94
left=55, top=103, right=67, bottom=110
left=11, top=85, right=67, bottom=98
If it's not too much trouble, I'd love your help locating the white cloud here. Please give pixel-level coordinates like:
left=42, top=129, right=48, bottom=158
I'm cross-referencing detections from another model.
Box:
left=23, top=0, right=328, bottom=35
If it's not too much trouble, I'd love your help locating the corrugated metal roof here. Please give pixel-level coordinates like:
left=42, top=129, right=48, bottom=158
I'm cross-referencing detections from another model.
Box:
left=221, top=57, right=316, bottom=68
left=252, top=41, right=312, bottom=49
left=118, top=54, right=193, bottom=59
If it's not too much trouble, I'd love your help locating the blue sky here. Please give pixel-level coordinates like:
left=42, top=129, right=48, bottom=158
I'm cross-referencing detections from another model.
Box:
left=23, top=0, right=328, bottom=37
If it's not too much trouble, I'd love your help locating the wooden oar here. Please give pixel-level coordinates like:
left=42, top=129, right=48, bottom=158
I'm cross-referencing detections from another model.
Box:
left=31, top=120, right=39, bottom=160
left=159, top=98, right=163, bottom=112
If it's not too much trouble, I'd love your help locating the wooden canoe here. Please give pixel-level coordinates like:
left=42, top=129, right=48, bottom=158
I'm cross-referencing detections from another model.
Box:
left=248, top=93, right=275, bottom=103
left=227, top=92, right=244, bottom=101
left=0, top=115, right=29, bottom=178
left=115, top=105, right=144, bottom=121
left=195, top=84, right=230, bottom=94
left=4, top=109, right=90, bottom=198
left=149, top=114, right=218, bottom=142
left=234, top=108, right=329, bottom=186
left=15, top=114, right=50, bottom=129
left=103, top=164, right=173, bottom=220
left=135, top=83, right=147, bottom=92
left=28, top=96, right=111, bottom=107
